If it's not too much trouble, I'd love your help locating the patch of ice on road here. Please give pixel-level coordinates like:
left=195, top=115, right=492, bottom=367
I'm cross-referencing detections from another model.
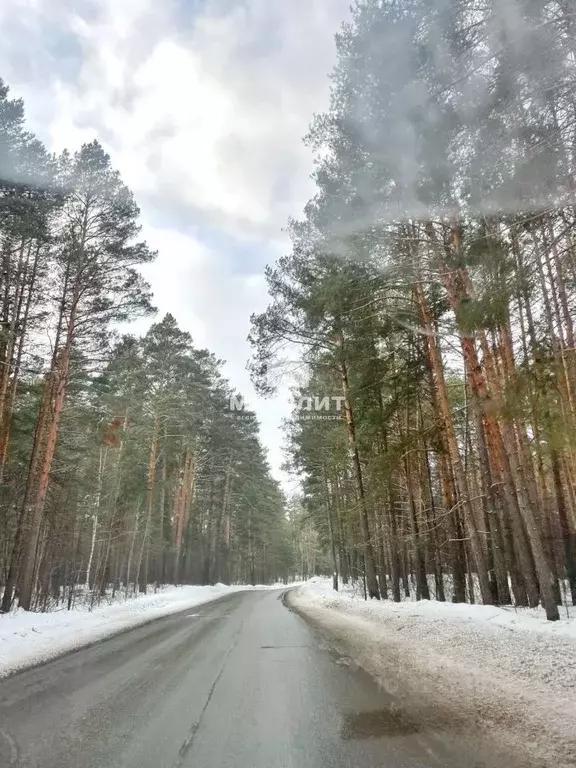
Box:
left=0, top=583, right=291, bottom=678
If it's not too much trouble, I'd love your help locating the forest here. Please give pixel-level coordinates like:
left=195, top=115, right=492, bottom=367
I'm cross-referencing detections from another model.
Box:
left=250, top=0, right=576, bottom=621
left=0, top=79, right=295, bottom=613
left=3, top=0, right=576, bottom=622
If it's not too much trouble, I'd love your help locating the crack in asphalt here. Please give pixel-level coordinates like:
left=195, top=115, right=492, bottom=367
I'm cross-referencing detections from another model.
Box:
left=0, top=726, right=20, bottom=766
left=171, top=620, right=244, bottom=768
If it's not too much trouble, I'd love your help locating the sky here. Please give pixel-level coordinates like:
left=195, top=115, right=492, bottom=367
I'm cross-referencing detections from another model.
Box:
left=0, top=0, right=352, bottom=490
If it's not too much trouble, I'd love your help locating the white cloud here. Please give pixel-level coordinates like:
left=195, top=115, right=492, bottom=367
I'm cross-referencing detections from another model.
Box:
left=0, top=0, right=352, bottom=484
left=34, top=0, right=352, bottom=238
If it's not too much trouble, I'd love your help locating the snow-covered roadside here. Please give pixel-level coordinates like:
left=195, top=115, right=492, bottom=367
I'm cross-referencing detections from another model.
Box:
left=289, top=578, right=576, bottom=768
left=0, top=584, right=283, bottom=678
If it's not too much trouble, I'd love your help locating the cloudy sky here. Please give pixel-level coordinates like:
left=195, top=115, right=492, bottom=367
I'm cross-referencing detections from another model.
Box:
left=0, top=0, right=352, bottom=488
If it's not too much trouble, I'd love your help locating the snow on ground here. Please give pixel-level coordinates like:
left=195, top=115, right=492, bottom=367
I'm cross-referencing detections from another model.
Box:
left=301, top=576, right=576, bottom=640
left=0, top=583, right=286, bottom=678
left=289, top=577, right=576, bottom=768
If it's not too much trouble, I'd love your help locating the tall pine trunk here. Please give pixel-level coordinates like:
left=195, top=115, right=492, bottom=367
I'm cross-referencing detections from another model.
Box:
left=338, top=349, right=380, bottom=599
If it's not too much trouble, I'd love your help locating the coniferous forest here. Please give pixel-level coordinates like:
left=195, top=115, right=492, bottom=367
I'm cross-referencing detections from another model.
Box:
left=249, top=0, right=576, bottom=621
left=0, top=80, right=294, bottom=612
left=3, top=1, right=576, bottom=621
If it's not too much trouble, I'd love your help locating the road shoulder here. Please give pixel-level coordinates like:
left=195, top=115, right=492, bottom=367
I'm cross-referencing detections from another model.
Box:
left=0, top=585, right=273, bottom=678
left=287, top=585, right=576, bottom=768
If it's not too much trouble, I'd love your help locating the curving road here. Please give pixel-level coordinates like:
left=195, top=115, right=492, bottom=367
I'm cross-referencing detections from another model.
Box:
left=0, top=590, right=511, bottom=768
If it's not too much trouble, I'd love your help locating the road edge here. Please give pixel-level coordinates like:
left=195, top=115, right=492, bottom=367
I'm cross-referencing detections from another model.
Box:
left=0, top=590, right=251, bottom=680
left=284, top=587, right=576, bottom=768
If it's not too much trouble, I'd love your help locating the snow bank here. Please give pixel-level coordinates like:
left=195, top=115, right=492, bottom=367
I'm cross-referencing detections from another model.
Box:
left=300, top=575, right=576, bottom=639
left=0, top=584, right=282, bottom=678
left=289, top=578, right=576, bottom=767
left=294, top=577, right=576, bottom=692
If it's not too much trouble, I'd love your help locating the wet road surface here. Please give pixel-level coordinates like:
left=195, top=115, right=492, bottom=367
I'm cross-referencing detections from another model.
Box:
left=0, top=590, right=513, bottom=768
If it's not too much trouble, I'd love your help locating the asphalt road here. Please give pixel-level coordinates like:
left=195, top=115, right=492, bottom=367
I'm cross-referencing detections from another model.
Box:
left=0, top=590, right=515, bottom=768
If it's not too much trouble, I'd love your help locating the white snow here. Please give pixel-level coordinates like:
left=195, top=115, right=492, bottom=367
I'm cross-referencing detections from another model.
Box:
left=0, top=583, right=287, bottom=678
left=290, top=578, right=576, bottom=768
left=294, top=578, right=576, bottom=693
left=299, top=576, right=576, bottom=640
